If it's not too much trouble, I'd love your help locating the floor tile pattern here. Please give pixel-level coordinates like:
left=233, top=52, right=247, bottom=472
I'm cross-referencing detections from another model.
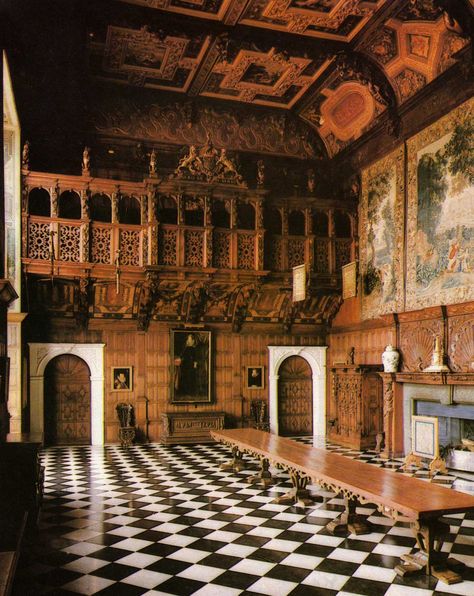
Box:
left=13, top=438, right=474, bottom=595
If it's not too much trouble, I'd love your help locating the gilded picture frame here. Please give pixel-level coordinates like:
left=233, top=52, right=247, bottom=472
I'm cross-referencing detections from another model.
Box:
left=170, top=330, right=211, bottom=403
left=342, top=261, right=357, bottom=299
left=412, top=415, right=439, bottom=460
left=111, top=366, right=133, bottom=392
left=246, top=366, right=264, bottom=390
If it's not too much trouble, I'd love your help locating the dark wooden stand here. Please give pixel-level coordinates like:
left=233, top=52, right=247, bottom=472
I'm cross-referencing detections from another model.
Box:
left=161, top=411, right=225, bottom=444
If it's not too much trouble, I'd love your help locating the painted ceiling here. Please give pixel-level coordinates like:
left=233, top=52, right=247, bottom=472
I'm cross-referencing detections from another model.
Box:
left=86, top=0, right=472, bottom=159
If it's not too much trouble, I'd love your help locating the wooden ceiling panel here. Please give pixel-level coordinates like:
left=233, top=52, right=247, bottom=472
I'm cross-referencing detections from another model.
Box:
left=239, top=0, right=387, bottom=41
left=86, top=0, right=472, bottom=159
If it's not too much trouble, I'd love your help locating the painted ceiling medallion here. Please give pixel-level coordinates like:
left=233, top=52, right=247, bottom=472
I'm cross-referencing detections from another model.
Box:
left=362, top=15, right=469, bottom=105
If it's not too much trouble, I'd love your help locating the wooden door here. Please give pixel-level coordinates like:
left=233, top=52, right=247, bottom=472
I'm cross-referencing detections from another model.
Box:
left=44, top=354, right=91, bottom=445
left=278, top=355, right=312, bottom=436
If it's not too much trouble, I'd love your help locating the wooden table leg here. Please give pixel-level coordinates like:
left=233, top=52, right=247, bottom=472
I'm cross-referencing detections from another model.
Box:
left=272, top=471, right=316, bottom=506
left=326, top=497, right=373, bottom=536
left=220, top=446, right=245, bottom=472
left=247, top=457, right=274, bottom=488
left=396, top=519, right=463, bottom=584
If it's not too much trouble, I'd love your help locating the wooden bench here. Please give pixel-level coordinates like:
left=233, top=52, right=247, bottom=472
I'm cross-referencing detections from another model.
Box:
left=211, top=428, right=474, bottom=584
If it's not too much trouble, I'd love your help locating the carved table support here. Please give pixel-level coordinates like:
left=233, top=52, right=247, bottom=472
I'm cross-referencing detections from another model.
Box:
left=220, top=445, right=246, bottom=472
left=326, top=497, right=373, bottom=536
left=272, top=471, right=316, bottom=506
left=247, top=456, right=274, bottom=488
left=396, top=518, right=463, bottom=584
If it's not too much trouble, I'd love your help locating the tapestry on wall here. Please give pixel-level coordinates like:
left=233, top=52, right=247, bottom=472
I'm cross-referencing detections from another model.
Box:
left=360, top=146, right=404, bottom=320
left=406, top=97, right=474, bottom=311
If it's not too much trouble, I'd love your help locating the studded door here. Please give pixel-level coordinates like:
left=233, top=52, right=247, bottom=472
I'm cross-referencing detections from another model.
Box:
left=44, top=354, right=91, bottom=445
left=277, top=355, right=312, bottom=436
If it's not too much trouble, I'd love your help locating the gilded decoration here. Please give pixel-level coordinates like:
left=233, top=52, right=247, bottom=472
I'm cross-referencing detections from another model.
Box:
left=173, top=135, right=246, bottom=186
left=92, top=96, right=319, bottom=159
left=406, top=97, right=474, bottom=311
left=101, top=25, right=210, bottom=91
left=360, top=146, right=404, bottom=320
left=241, top=0, right=386, bottom=41
left=201, top=47, right=326, bottom=108
left=362, top=15, right=469, bottom=106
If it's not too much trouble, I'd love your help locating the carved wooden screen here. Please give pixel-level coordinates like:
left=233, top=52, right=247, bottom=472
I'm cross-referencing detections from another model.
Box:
left=277, top=355, right=312, bottom=436
left=44, top=354, right=91, bottom=445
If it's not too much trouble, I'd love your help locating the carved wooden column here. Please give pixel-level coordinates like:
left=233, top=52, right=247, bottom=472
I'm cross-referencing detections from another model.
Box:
left=80, top=187, right=90, bottom=220
left=21, top=183, right=29, bottom=258
left=111, top=188, right=119, bottom=224
left=51, top=180, right=59, bottom=218
left=229, top=198, right=237, bottom=269
left=281, top=207, right=288, bottom=271
left=147, top=186, right=158, bottom=265
left=204, top=195, right=213, bottom=268
left=378, top=372, right=395, bottom=458
left=305, top=207, right=314, bottom=271
left=80, top=188, right=90, bottom=263
left=327, top=208, right=336, bottom=274
left=255, top=199, right=264, bottom=270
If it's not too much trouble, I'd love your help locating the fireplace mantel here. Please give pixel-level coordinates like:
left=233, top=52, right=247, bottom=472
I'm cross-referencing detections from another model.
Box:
left=395, top=372, right=474, bottom=386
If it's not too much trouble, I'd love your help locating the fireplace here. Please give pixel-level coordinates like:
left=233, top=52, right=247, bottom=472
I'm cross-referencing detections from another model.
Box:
left=403, top=382, right=474, bottom=471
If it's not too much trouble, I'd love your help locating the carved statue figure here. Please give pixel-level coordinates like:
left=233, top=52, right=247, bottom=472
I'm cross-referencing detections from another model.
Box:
left=217, top=148, right=243, bottom=183
left=256, top=160, right=265, bottom=187
left=307, top=168, right=316, bottom=193
left=149, top=148, right=157, bottom=177
left=176, top=145, right=203, bottom=175
left=82, top=146, right=90, bottom=174
left=22, top=140, right=30, bottom=169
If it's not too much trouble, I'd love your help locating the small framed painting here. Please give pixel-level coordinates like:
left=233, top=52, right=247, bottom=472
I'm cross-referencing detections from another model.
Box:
left=246, top=366, right=264, bottom=390
left=111, top=366, right=133, bottom=392
left=342, top=261, right=357, bottom=300
left=412, top=415, right=439, bottom=459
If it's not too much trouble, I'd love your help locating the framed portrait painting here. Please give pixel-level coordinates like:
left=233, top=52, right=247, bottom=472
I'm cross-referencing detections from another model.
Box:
left=246, top=366, right=264, bottom=390
left=171, top=330, right=211, bottom=403
left=112, top=366, right=132, bottom=392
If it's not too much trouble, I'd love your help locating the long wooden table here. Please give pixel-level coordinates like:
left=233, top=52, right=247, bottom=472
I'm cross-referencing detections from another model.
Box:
left=211, top=428, right=474, bottom=583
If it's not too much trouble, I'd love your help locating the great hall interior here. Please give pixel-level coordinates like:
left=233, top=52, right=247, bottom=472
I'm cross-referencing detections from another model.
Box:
left=1, top=1, right=474, bottom=595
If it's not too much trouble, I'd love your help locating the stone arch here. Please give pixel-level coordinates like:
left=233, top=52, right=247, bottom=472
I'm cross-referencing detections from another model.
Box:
left=28, top=343, right=105, bottom=445
left=268, top=345, right=327, bottom=437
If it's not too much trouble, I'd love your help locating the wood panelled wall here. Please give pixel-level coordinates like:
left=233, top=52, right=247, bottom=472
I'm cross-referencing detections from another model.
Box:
left=36, top=319, right=325, bottom=443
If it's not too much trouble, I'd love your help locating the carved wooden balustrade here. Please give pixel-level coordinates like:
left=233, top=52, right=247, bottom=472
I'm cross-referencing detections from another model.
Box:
left=21, top=171, right=356, bottom=286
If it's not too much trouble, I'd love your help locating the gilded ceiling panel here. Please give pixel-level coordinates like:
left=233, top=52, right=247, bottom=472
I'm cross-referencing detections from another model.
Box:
left=240, top=0, right=387, bottom=41
left=91, top=25, right=211, bottom=91
left=362, top=13, right=469, bottom=105
left=200, top=47, right=330, bottom=108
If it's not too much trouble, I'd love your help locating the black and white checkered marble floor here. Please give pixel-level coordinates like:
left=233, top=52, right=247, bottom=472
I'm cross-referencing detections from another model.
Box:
left=13, top=438, right=474, bottom=596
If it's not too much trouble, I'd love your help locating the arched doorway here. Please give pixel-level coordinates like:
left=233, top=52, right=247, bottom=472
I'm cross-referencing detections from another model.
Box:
left=44, top=355, right=91, bottom=445
left=278, top=355, right=313, bottom=436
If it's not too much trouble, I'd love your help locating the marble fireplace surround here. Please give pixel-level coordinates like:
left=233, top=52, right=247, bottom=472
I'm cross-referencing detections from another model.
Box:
left=403, top=382, right=474, bottom=456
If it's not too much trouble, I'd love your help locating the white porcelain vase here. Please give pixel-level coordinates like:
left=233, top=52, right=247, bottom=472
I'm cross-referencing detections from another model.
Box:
left=382, top=345, right=399, bottom=373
